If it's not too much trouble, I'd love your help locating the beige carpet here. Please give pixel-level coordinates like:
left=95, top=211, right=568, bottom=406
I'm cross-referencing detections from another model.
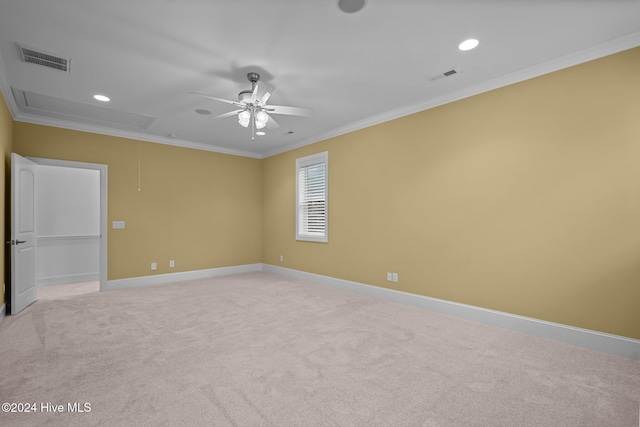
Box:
left=37, top=282, right=100, bottom=301
left=0, top=272, right=638, bottom=426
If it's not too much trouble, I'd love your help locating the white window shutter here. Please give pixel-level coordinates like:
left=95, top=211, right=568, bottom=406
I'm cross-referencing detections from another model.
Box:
left=296, top=152, right=328, bottom=242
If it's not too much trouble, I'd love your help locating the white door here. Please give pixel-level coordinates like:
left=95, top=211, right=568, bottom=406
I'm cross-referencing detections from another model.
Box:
left=10, top=153, right=38, bottom=314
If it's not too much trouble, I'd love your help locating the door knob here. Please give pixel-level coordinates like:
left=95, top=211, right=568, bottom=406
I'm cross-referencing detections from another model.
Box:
left=6, top=240, right=27, bottom=245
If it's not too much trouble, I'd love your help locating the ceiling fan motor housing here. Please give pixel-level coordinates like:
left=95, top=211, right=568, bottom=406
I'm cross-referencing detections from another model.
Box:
left=239, top=73, right=262, bottom=103
left=238, top=90, right=253, bottom=103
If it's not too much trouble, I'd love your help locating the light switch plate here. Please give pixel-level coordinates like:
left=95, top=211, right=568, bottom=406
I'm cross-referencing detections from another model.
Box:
left=112, top=221, right=125, bottom=229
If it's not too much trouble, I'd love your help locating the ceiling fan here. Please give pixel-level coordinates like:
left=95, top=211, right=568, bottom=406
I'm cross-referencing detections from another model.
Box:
left=191, top=72, right=311, bottom=140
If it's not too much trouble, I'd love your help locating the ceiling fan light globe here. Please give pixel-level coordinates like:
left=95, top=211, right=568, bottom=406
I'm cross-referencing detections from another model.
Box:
left=238, top=110, right=251, bottom=121
left=255, top=120, right=266, bottom=129
left=256, top=111, right=269, bottom=124
left=238, top=111, right=251, bottom=128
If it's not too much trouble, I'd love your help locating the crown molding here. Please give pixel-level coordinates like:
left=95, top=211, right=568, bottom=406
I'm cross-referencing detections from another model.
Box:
left=2, top=31, right=639, bottom=160
left=0, top=53, right=262, bottom=159
left=263, top=31, right=640, bottom=158
left=10, top=112, right=263, bottom=159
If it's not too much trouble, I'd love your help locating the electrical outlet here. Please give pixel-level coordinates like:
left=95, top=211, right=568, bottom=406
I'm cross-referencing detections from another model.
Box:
left=169, top=260, right=175, bottom=268
left=387, top=272, right=393, bottom=281
left=392, top=273, right=398, bottom=283
left=279, top=255, right=284, bottom=262
left=151, top=262, right=157, bottom=271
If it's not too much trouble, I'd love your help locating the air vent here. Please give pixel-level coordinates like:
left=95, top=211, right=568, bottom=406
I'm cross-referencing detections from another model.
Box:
left=428, top=68, right=460, bottom=82
left=16, top=43, right=71, bottom=73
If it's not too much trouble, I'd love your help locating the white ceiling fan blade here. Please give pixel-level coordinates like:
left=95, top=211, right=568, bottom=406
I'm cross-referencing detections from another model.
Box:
left=213, top=110, right=243, bottom=119
left=265, top=113, right=280, bottom=130
left=260, top=90, right=272, bottom=105
left=189, top=92, right=243, bottom=107
left=251, top=81, right=275, bottom=105
left=264, top=105, right=312, bottom=117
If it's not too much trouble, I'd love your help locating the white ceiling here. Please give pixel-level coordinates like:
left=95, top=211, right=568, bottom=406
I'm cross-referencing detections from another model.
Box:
left=1, top=1, right=639, bottom=158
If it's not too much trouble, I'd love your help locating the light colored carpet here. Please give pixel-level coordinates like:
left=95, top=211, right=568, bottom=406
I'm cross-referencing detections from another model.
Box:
left=37, top=282, right=100, bottom=301
left=0, top=272, right=638, bottom=426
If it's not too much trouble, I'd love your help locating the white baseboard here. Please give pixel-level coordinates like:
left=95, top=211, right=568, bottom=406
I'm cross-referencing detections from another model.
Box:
left=104, top=263, right=262, bottom=292
left=37, top=273, right=100, bottom=288
left=262, top=264, right=640, bottom=360
left=0, top=302, right=5, bottom=326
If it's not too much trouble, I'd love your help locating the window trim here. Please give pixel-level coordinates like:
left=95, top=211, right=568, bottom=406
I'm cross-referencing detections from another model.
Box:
left=296, top=151, right=328, bottom=243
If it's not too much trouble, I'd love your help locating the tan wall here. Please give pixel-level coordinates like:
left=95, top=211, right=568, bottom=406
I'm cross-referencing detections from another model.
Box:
left=4, top=48, right=640, bottom=339
left=13, top=124, right=262, bottom=280
left=263, top=47, right=640, bottom=339
left=0, top=92, right=13, bottom=306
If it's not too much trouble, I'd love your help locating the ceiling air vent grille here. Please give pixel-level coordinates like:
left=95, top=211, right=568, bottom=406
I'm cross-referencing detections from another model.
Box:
left=16, top=43, right=70, bottom=73
left=428, top=68, right=460, bottom=82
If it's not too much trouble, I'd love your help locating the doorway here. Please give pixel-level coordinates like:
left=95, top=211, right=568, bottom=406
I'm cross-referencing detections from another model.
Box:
left=28, top=157, right=107, bottom=294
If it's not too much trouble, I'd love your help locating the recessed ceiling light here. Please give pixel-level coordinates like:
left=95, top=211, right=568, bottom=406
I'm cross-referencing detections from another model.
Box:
left=458, top=39, right=479, bottom=51
left=93, top=94, right=110, bottom=102
left=338, top=0, right=366, bottom=13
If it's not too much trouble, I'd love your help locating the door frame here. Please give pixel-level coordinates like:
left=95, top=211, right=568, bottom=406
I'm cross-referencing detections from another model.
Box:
left=28, top=157, right=108, bottom=290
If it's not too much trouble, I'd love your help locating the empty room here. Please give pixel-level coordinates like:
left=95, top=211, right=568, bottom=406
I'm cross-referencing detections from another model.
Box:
left=0, top=1, right=639, bottom=426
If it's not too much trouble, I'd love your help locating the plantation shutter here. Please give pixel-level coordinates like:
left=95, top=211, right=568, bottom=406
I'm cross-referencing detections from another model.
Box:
left=296, top=152, right=328, bottom=242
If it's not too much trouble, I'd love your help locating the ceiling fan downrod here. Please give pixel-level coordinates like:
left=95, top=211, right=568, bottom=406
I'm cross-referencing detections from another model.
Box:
left=247, top=72, right=260, bottom=89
